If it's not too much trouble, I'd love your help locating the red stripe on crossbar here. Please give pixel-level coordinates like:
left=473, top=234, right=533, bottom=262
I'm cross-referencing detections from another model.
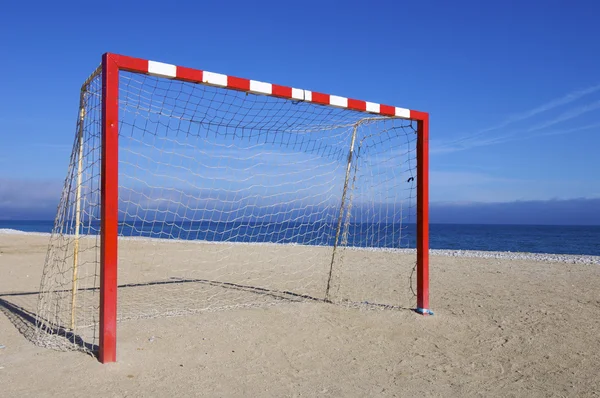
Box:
left=227, top=76, right=251, bottom=91
left=311, top=91, right=330, bottom=105
left=272, top=84, right=293, bottom=98
left=347, top=99, right=367, bottom=112
left=176, top=66, right=203, bottom=84
left=379, top=104, right=395, bottom=116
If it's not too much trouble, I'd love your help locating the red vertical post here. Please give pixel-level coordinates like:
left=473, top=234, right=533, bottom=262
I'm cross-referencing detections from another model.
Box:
left=416, top=113, right=431, bottom=315
left=100, top=53, right=119, bottom=362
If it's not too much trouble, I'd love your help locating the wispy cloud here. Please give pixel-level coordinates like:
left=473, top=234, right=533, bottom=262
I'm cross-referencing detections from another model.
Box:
left=525, top=100, right=600, bottom=132
left=433, top=83, right=600, bottom=154
left=486, top=83, right=600, bottom=130
left=432, top=122, right=600, bottom=154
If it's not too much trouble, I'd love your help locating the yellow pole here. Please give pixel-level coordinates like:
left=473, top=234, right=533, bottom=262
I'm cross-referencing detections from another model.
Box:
left=71, top=104, right=85, bottom=330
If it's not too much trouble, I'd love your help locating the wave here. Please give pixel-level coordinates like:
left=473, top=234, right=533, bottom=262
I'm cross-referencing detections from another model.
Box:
left=0, top=228, right=50, bottom=236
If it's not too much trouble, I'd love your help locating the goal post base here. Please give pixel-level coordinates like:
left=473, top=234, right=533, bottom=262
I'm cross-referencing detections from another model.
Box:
left=416, top=308, right=434, bottom=316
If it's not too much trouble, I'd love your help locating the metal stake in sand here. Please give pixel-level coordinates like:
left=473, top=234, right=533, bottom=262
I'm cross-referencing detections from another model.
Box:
left=70, top=102, right=86, bottom=330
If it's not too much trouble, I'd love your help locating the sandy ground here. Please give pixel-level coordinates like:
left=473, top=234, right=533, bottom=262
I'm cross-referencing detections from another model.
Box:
left=1, top=234, right=599, bottom=397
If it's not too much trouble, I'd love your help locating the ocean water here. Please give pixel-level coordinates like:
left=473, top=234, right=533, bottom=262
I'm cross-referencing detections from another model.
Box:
left=0, top=220, right=598, bottom=256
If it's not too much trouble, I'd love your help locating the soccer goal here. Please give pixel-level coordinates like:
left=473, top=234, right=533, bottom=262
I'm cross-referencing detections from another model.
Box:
left=35, top=53, right=430, bottom=363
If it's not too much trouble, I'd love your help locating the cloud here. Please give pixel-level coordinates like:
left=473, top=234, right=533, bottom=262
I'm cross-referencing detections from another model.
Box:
left=525, top=100, right=600, bottom=132
left=430, top=198, right=600, bottom=225
left=0, top=178, right=61, bottom=220
left=431, top=119, right=600, bottom=154
left=484, top=83, right=600, bottom=131
left=432, top=83, right=600, bottom=154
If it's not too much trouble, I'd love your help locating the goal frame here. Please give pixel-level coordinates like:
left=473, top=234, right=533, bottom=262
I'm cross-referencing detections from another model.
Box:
left=98, top=52, right=430, bottom=363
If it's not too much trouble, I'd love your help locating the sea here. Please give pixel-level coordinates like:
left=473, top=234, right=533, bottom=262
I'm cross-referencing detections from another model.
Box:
left=1, top=220, right=598, bottom=256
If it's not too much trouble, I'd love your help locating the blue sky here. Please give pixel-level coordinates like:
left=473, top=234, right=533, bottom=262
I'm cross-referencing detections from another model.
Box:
left=1, top=0, right=599, bottom=224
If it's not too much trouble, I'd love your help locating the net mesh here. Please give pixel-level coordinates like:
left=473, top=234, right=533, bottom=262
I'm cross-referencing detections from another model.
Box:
left=35, top=67, right=419, bottom=354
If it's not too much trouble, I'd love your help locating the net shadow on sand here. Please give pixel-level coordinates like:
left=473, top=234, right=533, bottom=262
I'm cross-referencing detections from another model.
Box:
left=0, top=293, right=39, bottom=343
left=117, top=277, right=413, bottom=319
left=0, top=292, right=97, bottom=353
left=2, top=276, right=412, bottom=357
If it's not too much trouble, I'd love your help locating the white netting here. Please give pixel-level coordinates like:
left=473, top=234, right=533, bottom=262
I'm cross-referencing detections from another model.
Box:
left=35, top=67, right=419, bottom=354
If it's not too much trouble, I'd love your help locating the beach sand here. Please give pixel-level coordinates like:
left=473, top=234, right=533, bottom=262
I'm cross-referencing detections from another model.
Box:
left=1, top=233, right=599, bottom=397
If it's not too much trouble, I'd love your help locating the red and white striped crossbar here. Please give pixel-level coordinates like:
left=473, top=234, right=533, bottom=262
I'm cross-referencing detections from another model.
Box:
left=103, top=53, right=428, bottom=121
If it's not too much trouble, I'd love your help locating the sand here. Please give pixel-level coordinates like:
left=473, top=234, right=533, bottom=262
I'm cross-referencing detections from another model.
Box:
left=1, top=233, right=599, bottom=397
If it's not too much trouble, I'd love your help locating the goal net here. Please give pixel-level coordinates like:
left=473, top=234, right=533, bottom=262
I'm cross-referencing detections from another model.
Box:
left=35, top=54, right=429, bottom=360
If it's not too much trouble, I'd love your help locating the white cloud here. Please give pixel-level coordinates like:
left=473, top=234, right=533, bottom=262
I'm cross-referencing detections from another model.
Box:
left=431, top=121, right=600, bottom=154
left=525, top=100, right=600, bottom=132
left=433, top=83, right=600, bottom=154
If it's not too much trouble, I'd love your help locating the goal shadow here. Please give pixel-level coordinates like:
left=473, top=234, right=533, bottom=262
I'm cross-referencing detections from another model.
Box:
left=1, top=277, right=323, bottom=356
left=0, top=292, right=97, bottom=353
left=114, top=276, right=413, bottom=322
left=3, top=276, right=414, bottom=358
left=0, top=293, right=39, bottom=343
